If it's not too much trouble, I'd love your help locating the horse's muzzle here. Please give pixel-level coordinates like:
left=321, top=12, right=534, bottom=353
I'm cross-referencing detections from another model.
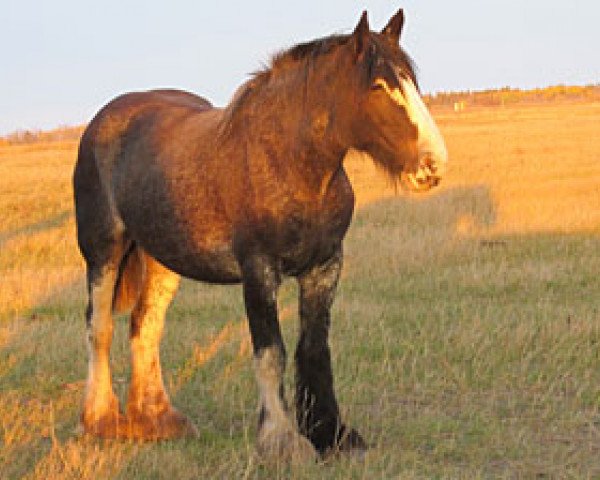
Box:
left=401, top=152, right=447, bottom=192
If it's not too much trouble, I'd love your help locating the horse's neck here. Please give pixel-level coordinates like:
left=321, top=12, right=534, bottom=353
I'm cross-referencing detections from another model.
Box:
left=262, top=125, right=345, bottom=199
left=221, top=81, right=347, bottom=199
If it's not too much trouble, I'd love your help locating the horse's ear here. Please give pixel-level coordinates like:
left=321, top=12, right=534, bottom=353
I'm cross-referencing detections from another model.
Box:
left=352, top=10, right=370, bottom=58
left=381, top=8, right=404, bottom=43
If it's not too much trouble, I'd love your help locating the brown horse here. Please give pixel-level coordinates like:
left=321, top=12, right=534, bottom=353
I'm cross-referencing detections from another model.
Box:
left=73, top=9, right=447, bottom=461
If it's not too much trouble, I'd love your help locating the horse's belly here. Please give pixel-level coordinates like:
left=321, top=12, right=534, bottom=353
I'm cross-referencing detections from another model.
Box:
left=122, top=213, right=242, bottom=283
left=145, top=239, right=242, bottom=284
left=165, top=249, right=242, bottom=284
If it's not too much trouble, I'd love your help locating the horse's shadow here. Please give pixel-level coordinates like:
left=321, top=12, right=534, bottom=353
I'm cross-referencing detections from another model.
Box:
left=345, top=184, right=497, bottom=272
left=354, top=184, right=496, bottom=231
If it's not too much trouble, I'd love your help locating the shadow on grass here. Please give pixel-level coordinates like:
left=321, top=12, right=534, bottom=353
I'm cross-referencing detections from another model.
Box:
left=352, top=184, right=497, bottom=232
left=0, top=210, right=72, bottom=249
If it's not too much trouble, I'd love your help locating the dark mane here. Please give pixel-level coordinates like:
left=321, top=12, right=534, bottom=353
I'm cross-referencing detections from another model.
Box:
left=272, top=34, right=350, bottom=69
left=271, top=32, right=417, bottom=84
left=220, top=31, right=419, bottom=135
left=220, top=35, right=351, bottom=135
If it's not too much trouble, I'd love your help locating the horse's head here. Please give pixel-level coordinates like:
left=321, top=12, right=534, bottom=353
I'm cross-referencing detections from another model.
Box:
left=340, top=10, right=448, bottom=192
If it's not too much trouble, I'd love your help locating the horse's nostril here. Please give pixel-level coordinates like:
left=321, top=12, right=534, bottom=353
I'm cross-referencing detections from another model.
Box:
left=418, top=154, right=436, bottom=172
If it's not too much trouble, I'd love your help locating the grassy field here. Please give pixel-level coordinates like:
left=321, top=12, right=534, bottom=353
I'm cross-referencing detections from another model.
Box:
left=1, top=101, right=600, bottom=478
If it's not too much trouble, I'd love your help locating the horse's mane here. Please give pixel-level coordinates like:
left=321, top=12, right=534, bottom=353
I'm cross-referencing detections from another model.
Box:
left=271, top=34, right=350, bottom=69
left=219, top=32, right=417, bottom=136
left=219, top=34, right=352, bottom=136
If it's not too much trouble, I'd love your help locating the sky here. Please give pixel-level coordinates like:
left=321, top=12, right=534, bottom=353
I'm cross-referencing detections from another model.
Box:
left=1, top=0, right=598, bottom=134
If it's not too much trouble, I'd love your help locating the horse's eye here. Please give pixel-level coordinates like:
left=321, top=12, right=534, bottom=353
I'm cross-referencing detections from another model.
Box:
left=371, top=81, right=385, bottom=91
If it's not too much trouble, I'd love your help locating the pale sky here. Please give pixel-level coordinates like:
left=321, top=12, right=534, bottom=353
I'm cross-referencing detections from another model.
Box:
left=2, top=0, right=598, bottom=134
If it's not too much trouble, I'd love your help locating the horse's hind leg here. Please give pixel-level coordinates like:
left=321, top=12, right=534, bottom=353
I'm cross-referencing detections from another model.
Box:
left=125, top=252, right=196, bottom=439
left=81, top=244, right=127, bottom=437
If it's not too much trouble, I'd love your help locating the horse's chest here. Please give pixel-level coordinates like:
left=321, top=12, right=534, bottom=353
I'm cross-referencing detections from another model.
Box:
left=274, top=202, right=352, bottom=274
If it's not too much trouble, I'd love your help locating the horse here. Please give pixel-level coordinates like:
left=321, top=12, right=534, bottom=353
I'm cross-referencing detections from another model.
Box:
left=73, top=8, right=447, bottom=461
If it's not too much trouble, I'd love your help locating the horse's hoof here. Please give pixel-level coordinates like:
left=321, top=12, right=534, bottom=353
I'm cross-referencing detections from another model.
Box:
left=82, top=413, right=128, bottom=438
left=81, top=394, right=126, bottom=438
left=323, top=426, right=368, bottom=460
left=257, top=427, right=318, bottom=464
left=339, top=426, right=367, bottom=451
left=124, top=406, right=198, bottom=440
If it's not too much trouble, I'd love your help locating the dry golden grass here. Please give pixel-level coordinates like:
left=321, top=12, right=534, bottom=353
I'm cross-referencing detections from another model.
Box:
left=347, top=102, right=600, bottom=233
left=436, top=102, right=600, bottom=233
left=0, top=142, right=83, bottom=321
left=1, top=100, right=599, bottom=478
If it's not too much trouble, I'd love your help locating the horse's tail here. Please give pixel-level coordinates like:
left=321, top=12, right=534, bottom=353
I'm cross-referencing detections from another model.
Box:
left=113, top=244, right=144, bottom=313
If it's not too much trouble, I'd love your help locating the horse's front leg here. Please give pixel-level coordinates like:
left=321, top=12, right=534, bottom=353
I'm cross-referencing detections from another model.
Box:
left=241, top=255, right=317, bottom=463
left=296, top=248, right=367, bottom=456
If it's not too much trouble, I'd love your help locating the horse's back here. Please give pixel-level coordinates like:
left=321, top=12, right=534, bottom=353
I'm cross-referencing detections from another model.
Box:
left=145, top=89, right=213, bottom=110
left=74, top=88, right=216, bottom=205
left=80, top=89, right=214, bottom=152
left=76, top=88, right=216, bottom=181
left=98, top=88, right=213, bottom=118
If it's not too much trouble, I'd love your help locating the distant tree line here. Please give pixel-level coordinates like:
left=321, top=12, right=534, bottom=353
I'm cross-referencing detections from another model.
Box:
left=0, top=125, right=85, bottom=146
left=1, top=85, right=599, bottom=145
left=424, top=84, right=600, bottom=108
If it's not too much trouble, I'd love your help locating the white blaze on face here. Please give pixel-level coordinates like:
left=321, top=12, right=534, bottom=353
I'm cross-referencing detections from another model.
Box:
left=374, top=76, right=448, bottom=177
